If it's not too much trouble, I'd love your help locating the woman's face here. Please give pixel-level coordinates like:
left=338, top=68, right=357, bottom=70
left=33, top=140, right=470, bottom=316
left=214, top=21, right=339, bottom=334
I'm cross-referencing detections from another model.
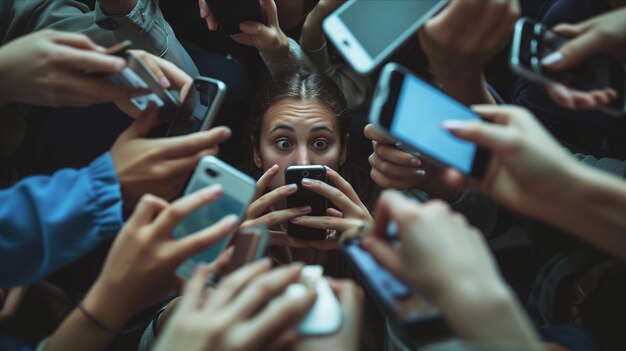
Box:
left=253, top=98, right=348, bottom=191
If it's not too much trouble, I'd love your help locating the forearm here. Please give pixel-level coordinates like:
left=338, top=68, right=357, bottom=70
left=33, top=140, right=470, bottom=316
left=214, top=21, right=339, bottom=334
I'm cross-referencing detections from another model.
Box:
left=99, top=0, right=138, bottom=15
left=540, top=163, right=626, bottom=261
left=438, top=73, right=496, bottom=105
left=436, top=278, right=542, bottom=348
left=44, top=283, right=131, bottom=351
left=300, top=10, right=326, bottom=52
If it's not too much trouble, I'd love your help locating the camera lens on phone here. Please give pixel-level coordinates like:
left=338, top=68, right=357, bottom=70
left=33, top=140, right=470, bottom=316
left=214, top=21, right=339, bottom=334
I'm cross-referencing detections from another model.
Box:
left=302, top=171, right=309, bottom=177
left=205, top=168, right=219, bottom=177
left=315, top=172, right=322, bottom=177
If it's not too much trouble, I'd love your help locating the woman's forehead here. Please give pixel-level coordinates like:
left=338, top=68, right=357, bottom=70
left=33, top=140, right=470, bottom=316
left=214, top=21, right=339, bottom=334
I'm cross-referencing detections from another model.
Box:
left=263, top=99, right=338, bottom=131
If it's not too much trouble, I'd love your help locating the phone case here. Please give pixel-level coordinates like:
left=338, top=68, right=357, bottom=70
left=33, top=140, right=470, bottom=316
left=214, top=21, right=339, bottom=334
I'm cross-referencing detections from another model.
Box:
left=165, top=76, right=227, bottom=137
left=285, top=166, right=328, bottom=241
left=174, top=156, right=256, bottom=279
left=206, top=0, right=266, bottom=35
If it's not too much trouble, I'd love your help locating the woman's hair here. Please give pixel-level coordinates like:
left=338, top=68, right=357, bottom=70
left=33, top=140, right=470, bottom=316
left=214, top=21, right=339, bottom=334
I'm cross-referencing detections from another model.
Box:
left=247, top=68, right=351, bottom=149
left=244, top=68, right=379, bottom=210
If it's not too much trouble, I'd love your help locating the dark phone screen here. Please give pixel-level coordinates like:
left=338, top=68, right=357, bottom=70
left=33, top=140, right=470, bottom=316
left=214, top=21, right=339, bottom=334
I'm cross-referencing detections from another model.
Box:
left=381, top=71, right=482, bottom=175
left=167, top=80, right=220, bottom=137
left=285, top=166, right=327, bottom=241
left=343, top=240, right=440, bottom=323
left=519, top=21, right=625, bottom=108
left=206, top=0, right=265, bottom=34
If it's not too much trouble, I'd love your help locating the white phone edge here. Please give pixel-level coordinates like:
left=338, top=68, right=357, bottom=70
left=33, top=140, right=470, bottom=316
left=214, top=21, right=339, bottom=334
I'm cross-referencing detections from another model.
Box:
left=196, top=76, right=228, bottom=131
left=323, top=0, right=447, bottom=75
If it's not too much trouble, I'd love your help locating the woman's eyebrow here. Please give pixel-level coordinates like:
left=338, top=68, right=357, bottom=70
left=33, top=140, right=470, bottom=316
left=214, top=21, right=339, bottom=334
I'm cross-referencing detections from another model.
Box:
left=269, top=123, right=295, bottom=134
left=310, top=125, right=332, bottom=133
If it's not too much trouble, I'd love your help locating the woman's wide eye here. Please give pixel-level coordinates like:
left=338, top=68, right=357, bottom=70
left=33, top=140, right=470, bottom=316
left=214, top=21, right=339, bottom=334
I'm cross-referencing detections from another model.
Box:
left=275, top=138, right=293, bottom=150
left=312, top=138, right=329, bottom=150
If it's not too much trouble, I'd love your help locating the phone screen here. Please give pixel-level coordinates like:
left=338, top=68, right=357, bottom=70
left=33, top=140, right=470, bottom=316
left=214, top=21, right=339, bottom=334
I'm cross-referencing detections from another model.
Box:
left=343, top=239, right=440, bottom=324
left=167, top=79, right=222, bottom=137
left=337, top=0, right=443, bottom=58
left=388, top=73, right=480, bottom=175
left=517, top=20, right=625, bottom=109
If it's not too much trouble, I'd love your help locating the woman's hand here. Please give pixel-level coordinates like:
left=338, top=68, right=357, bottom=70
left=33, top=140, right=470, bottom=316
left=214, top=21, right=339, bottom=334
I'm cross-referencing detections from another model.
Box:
left=541, top=7, right=626, bottom=110
left=241, top=165, right=313, bottom=247
left=79, top=186, right=241, bottom=331
left=114, top=50, right=193, bottom=119
left=154, top=260, right=316, bottom=351
left=0, top=30, right=144, bottom=107
left=363, top=124, right=457, bottom=200
left=286, top=167, right=374, bottom=250
left=110, top=105, right=231, bottom=208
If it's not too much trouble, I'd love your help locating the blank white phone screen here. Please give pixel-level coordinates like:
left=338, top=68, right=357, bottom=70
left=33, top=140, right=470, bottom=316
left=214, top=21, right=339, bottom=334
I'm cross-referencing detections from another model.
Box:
left=390, top=75, right=478, bottom=174
left=338, top=0, right=443, bottom=58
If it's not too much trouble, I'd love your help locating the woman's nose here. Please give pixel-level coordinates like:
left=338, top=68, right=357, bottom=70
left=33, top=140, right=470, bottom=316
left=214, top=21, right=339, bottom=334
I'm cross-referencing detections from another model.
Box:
left=295, top=146, right=311, bottom=165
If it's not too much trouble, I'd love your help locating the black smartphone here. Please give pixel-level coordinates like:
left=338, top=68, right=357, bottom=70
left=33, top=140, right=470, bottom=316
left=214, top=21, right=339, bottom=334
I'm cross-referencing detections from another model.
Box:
left=369, top=63, right=491, bottom=180
left=206, top=0, right=266, bottom=35
left=341, top=237, right=449, bottom=344
left=166, top=77, right=227, bottom=137
left=511, top=18, right=626, bottom=118
left=285, top=165, right=328, bottom=241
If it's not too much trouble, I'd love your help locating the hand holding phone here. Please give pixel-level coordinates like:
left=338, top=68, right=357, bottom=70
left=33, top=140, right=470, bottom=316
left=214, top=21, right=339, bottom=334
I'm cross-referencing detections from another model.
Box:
left=323, top=0, right=446, bottom=74
left=511, top=18, right=626, bottom=117
left=221, top=225, right=269, bottom=276
left=174, top=156, right=256, bottom=279
left=204, top=0, right=266, bottom=35
left=166, top=77, right=226, bottom=137
left=369, top=63, right=490, bottom=180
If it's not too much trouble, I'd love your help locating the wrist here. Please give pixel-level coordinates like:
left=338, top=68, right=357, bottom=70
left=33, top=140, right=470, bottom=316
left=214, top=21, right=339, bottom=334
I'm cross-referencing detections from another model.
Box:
left=436, top=71, right=495, bottom=105
left=82, top=280, right=136, bottom=331
left=261, top=36, right=291, bottom=62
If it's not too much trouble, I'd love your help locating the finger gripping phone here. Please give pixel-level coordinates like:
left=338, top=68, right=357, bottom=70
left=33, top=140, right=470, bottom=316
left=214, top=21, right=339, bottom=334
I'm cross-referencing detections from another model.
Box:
left=341, top=237, right=449, bottom=344
left=510, top=18, right=626, bottom=117
left=369, top=63, right=491, bottom=180
left=174, top=156, right=256, bottom=279
left=285, top=165, right=328, bottom=241
left=206, top=0, right=266, bottom=35
left=166, top=77, right=226, bottom=137
left=323, top=0, right=447, bottom=74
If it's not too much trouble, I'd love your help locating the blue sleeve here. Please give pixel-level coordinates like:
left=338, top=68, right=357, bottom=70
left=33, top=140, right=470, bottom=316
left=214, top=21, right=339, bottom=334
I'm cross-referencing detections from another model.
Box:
left=0, top=335, right=34, bottom=351
left=0, top=153, right=123, bottom=288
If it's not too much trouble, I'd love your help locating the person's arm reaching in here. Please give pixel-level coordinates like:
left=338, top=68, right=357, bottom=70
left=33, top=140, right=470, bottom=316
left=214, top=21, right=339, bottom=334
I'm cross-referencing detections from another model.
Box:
left=443, top=105, right=626, bottom=261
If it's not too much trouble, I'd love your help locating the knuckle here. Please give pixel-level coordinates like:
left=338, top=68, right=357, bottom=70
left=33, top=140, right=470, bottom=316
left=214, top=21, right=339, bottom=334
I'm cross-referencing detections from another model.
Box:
left=165, top=206, right=186, bottom=223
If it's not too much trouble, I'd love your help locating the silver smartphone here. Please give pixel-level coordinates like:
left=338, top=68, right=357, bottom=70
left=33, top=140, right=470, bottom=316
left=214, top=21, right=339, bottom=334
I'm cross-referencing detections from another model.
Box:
left=369, top=63, right=490, bottom=180
left=510, top=18, right=626, bottom=118
left=323, top=0, right=446, bottom=75
left=174, top=155, right=256, bottom=279
left=166, top=77, right=226, bottom=137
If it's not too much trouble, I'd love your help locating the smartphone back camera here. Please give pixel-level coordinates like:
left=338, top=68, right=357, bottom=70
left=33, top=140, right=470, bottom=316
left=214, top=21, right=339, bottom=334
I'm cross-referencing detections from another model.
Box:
left=205, top=167, right=219, bottom=178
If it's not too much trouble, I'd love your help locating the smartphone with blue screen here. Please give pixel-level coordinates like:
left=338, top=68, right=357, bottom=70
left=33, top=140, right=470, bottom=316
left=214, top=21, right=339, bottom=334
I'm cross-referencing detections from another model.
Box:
left=369, top=63, right=490, bottom=180
left=174, top=155, right=256, bottom=279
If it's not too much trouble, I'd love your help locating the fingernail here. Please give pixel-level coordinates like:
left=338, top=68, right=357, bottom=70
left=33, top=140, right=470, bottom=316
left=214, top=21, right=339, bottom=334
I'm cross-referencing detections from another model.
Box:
left=300, top=206, right=311, bottom=213
left=441, top=120, right=469, bottom=131
left=113, top=59, right=126, bottom=71
left=293, top=261, right=305, bottom=268
left=542, top=51, right=563, bottom=67
left=159, top=76, right=171, bottom=88
left=301, top=178, right=313, bottom=186
left=259, top=257, right=273, bottom=267
left=96, top=45, right=106, bottom=51
left=271, top=164, right=279, bottom=171
left=415, top=169, right=427, bottom=177
left=203, top=184, right=223, bottom=195
left=223, top=214, right=239, bottom=225
left=200, top=7, right=207, bottom=18
left=286, top=183, right=298, bottom=192
left=410, top=158, right=421, bottom=167
left=291, top=217, right=302, bottom=223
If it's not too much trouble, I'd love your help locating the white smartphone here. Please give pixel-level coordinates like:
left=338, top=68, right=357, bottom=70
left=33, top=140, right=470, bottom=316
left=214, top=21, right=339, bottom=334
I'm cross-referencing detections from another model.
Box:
left=174, top=155, right=256, bottom=279
left=166, top=77, right=226, bottom=137
left=369, top=63, right=490, bottom=180
left=323, top=0, right=447, bottom=75
left=510, top=18, right=626, bottom=118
